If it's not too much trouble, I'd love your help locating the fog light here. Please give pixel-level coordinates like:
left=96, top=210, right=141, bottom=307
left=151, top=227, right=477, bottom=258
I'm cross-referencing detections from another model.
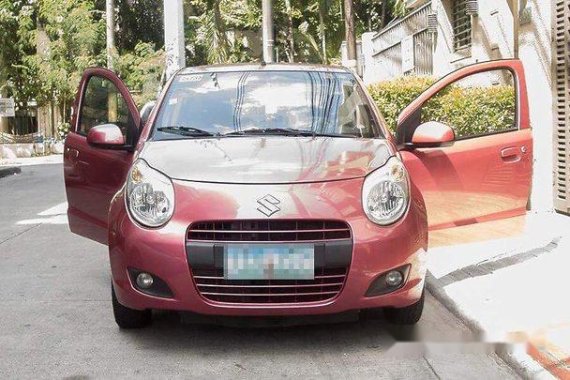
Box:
left=136, top=272, right=154, bottom=289
left=385, top=270, right=403, bottom=287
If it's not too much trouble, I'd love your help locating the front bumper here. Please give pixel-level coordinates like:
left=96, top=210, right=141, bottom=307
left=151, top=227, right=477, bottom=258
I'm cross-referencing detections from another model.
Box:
left=108, top=177, right=428, bottom=316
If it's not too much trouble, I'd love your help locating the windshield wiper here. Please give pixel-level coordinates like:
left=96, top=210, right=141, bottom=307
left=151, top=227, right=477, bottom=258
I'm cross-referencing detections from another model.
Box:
left=223, top=128, right=355, bottom=138
left=223, top=128, right=303, bottom=136
left=157, top=125, right=217, bottom=137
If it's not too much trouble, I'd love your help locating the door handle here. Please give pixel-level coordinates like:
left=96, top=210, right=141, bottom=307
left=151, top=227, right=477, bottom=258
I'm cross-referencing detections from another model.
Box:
left=65, top=147, right=79, bottom=160
left=500, top=147, right=521, bottom=163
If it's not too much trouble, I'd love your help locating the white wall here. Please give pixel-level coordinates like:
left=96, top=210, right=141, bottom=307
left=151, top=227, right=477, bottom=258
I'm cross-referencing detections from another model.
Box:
left=519, top=1, right=553, bottom=211
left=432, top=0, right=514, bottom=75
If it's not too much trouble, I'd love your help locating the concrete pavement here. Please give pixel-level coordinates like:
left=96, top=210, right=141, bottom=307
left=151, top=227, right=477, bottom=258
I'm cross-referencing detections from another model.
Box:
left=428, top=213, right=570, bottom=378
left=0, top=164, right=523, bottom=378
left=0, top=153, right=63, bottom=167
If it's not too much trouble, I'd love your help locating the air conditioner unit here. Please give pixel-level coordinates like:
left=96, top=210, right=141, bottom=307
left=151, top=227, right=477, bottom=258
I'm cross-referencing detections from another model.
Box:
left=427, top=12, right=438, bottom=35
left=466, top=0, right=478, bottom=16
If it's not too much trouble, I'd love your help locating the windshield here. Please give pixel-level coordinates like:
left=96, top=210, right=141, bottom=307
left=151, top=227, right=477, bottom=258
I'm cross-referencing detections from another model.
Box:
left=152, top=70, right=382, bottom=139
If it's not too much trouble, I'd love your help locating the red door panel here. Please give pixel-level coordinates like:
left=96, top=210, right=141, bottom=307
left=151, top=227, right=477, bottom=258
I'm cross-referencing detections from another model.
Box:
left=402, top=129, right=532, bottom=230
left=397, top=60, right=533, bottom=230
left=64, top=68, right=140, bottom=245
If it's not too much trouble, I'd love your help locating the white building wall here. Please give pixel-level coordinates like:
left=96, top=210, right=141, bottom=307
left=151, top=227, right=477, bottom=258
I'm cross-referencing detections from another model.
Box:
left=362, top=32, right=383, bottom=84
left=432, top=0, right=514, bottom=75
left=519, top=1, right=553, bottom=211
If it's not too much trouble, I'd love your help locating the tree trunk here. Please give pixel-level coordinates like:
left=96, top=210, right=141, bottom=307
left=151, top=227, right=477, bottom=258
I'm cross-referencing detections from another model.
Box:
left=50, top=100, right=55, bottom=138
left=344, top=0, right=357, bottom=67
left=318, top=0, right=327, bottom=64
left=381, top=0, right=387, bottom=28
left=213, top=1, right=228, bottom=63
left=106, top=0, right=115, bottom=70
left=284, top=0, right=296, bottom=62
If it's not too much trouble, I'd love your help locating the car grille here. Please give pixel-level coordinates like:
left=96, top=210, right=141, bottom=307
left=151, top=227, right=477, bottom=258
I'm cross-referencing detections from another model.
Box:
left=192, top=267, right=348, bottom=304
left=187, top=219, right=351, bottom=242
left=187, top=219, right=352, bottom=304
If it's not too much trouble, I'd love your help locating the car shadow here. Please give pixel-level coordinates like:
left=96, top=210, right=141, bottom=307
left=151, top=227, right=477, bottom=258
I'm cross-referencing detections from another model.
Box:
left=118, top=306, right=479, bottom=356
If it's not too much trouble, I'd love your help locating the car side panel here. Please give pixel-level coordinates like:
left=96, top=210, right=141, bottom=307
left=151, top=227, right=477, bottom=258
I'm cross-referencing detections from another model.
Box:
left=402, top=129, right=532, bottom=230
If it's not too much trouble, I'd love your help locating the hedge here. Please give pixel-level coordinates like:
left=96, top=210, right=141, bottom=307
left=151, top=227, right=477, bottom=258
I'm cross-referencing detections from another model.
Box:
left=367, top=76, right=516, bottom=138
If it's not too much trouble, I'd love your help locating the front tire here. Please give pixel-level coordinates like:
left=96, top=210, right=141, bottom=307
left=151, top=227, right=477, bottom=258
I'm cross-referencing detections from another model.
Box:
left=112, top=285, right=151, bottom=329
left=384, top=290, right=425, bottom=325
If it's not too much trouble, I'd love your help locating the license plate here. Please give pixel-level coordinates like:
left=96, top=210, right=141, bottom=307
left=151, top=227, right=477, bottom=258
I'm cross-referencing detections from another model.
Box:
left=224, top=244, right=314, bottom=280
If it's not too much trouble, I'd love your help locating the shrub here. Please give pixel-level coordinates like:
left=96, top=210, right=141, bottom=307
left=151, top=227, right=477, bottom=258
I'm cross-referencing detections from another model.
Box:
left=57, top=122, right=71, bottom=140
left=368, top=76, right=436, bottom=132
left=368, top=76, right=516, bottom=138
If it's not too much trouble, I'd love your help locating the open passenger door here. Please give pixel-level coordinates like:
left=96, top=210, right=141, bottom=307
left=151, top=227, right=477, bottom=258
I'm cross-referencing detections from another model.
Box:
left=397, top=60, right=533, bottom=230
left=64, top=68, right=141, bottom=244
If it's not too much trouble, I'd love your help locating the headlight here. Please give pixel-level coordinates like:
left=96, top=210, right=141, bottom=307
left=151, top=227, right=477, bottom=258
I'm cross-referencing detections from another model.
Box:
left=362, top=156, right=410, bottom=225
left=126, top=159, right=174, bottom=227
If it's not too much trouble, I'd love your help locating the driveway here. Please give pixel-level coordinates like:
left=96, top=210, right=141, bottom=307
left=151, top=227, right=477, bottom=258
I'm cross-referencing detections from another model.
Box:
left=0, top=164, right=518, bottom=378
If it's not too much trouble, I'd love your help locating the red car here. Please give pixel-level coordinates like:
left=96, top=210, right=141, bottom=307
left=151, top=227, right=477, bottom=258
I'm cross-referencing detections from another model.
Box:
left=64, top=60, right=532, bottom=328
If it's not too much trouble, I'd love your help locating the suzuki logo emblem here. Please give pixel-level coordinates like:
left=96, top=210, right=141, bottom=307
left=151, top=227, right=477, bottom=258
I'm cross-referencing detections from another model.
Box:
left=256, top=194, right=281, bottom=217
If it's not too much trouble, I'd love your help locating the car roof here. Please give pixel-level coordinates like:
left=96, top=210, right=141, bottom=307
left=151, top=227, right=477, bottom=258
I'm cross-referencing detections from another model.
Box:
left=178, top=62, right=351, bottom=75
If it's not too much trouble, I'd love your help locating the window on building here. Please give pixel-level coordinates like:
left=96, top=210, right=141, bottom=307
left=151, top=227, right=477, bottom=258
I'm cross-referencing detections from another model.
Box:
left=452, top=0, right=472, bottom=51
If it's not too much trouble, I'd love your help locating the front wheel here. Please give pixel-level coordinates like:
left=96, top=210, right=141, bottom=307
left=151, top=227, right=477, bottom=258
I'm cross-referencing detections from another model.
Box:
left=384, top=290, right=425, bottom=325
left=112, top=285, right=151, bottom=329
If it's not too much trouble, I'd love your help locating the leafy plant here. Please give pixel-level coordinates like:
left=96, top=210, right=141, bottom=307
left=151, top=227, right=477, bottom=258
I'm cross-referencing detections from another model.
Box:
left=56, top=121, right=70, bottom=139
left=34, top=0, right=105, bottom=125
left=368, top=76, right=436, bottom=132
left=0, top=0, right=42, bottom=112
left=115, top=42, right=165, bottom=106
left=368, top=76, right=516, bottom=137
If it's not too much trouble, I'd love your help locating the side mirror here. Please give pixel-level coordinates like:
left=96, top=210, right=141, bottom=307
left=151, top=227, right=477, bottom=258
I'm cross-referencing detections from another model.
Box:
left=87, top=124, right=126, bottom=148
left=409, top=121, right=455, bottom=148
left=140, top=100, right=156, bottom=127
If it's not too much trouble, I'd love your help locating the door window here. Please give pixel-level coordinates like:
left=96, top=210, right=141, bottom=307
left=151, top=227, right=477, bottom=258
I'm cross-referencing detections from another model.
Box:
left=78, top=76, right=130, bottom=137
left=421, top=69, right=516, bottom=139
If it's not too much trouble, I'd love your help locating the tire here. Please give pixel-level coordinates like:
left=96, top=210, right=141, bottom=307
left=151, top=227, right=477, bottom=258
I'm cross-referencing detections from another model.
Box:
left=112, top=285, right=151, bottom=329
left=384, top=290, right=425, bottom=325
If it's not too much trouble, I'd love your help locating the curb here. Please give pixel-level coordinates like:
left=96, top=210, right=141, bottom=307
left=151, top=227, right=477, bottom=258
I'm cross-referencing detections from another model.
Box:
left=527, top=340, right=570, bottom=379
left=0, top=166, right=21, bottom=179
left=426, top=272, right=555, bottom=379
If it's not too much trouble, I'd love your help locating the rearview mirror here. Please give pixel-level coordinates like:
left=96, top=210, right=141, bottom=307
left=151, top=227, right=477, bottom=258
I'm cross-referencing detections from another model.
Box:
left=410, top=121, right=455, bottom=148
left=87, top=124, right=126, bottom=148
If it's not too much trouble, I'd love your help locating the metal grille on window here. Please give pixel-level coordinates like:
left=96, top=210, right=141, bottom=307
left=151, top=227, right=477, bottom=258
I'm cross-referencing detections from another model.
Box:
left=554, top=0, right=570, bottom=213
left=453, top=0, right=472, bottom=51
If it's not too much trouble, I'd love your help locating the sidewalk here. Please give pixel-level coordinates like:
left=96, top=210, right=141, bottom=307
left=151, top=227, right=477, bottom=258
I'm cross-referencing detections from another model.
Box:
left=0, top=154, right=63, bottom=167
left=427, top=211, right=570, bottom=379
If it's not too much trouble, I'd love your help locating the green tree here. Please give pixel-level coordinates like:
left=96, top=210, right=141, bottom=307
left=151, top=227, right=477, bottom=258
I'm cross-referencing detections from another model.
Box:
left=93, top=0, right=164, bottom=53
left=115, top=42, right=165, bottom=106
left=0, top=0, right=41, bottom=114
left=34, top=0, right=105, bottom=130
left=185, top=0, right=260, bottom=65
left=182, top=0, right=404, bottom=66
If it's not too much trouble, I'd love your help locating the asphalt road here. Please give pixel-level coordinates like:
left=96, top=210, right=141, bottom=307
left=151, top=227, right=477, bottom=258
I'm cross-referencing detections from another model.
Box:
left=0, top=164, right=518, bottom=379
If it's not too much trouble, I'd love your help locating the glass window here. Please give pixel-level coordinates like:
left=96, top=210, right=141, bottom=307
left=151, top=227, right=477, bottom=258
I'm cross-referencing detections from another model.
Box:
left=422, top=69, right=516, bottom=139
left=78, top=76, right=130, bottom=136
left=152, top=71, right=381, bottom=139
left=453, top=0, right=472, bottom=51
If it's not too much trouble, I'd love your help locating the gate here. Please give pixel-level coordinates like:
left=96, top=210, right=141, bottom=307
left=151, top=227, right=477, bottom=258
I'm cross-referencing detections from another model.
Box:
left=370, top=2, right=434, bottom=80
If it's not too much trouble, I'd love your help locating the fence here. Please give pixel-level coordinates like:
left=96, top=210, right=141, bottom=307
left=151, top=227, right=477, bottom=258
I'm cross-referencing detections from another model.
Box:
left=0, top=131, right=42, bottom=144
left=369, top=2, right=434, bottom=81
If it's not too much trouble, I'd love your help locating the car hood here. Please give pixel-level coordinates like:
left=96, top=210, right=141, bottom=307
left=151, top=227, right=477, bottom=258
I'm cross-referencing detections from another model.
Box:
left=139, top=136, right=392, bottom=184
